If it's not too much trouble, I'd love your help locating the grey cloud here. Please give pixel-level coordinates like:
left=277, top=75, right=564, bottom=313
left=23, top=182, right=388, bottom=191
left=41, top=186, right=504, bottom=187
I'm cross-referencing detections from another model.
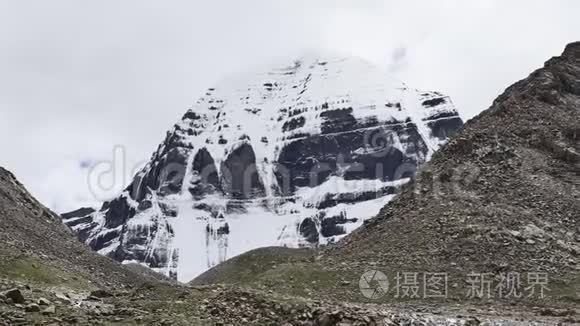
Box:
left=0, top=0, right=579, bottom=212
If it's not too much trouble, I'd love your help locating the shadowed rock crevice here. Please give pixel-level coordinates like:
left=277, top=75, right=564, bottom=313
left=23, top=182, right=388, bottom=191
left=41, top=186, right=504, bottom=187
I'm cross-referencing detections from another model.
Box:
left=189, top=147, right=220, bottom=198
left=220, top=143, right=265, bottom=199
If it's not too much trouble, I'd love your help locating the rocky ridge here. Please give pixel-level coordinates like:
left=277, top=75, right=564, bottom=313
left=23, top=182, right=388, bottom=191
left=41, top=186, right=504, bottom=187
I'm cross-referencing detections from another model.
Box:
left=0, top=167, right=168, bottom=290
left=320, top=42, right=580, bottom=302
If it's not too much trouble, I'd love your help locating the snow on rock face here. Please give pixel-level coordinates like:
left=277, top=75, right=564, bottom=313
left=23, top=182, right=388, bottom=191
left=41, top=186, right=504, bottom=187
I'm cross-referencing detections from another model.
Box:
left=62, top=56, right=463, bottom=282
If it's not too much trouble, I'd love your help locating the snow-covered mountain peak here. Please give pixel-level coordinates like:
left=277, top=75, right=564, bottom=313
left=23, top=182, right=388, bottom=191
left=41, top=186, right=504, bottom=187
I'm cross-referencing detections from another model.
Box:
left=63, top=55, right=464, bottom=282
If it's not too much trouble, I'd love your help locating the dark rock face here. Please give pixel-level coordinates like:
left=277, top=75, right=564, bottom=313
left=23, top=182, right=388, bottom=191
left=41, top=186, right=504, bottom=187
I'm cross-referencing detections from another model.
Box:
left=60, top=207, right=95, bottom=220
left=102, top=197, right=134, bottom=229
left=316, top=185, right=397, bottom=210
left=150, top=147, right=189, bottom=196
left=319, top=107, right=358, bottom=134
left=427, top=115, right=464, bottom=141
left=320, top=212, right=358, bottom=238
left=422, top=97, right=446, bottom=107
left=61, top=56, right=463, bottom=281
left=190, top=148, right=220, bottom=198
left=220, top=143, right=265, bottom=199
left=275, top=122, right=426, bottom=193
left=299, top=218, right=319, bottom=243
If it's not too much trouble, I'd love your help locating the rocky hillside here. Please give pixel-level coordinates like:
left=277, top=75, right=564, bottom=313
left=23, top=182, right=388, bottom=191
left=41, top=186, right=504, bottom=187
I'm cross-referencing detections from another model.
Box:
left=62, top=55, right=463, bottom=281
left=321, top=42, right=580, bottom=301
left=0, top=167, right=167, bottom=290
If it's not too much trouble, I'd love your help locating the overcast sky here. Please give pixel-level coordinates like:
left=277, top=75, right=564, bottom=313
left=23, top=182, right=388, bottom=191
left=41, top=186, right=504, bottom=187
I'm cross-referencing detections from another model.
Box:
left=1, top=0, right=579, bottom=213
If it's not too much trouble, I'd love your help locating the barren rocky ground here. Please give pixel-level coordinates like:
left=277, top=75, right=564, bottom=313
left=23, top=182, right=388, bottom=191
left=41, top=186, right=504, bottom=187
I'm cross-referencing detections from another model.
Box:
left=2, top=277, right=578, bottom=325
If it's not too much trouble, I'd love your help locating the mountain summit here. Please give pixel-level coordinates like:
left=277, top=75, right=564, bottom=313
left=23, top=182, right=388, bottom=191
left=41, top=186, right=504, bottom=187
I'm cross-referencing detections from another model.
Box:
left=63, top=56, right=463, bottom=281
